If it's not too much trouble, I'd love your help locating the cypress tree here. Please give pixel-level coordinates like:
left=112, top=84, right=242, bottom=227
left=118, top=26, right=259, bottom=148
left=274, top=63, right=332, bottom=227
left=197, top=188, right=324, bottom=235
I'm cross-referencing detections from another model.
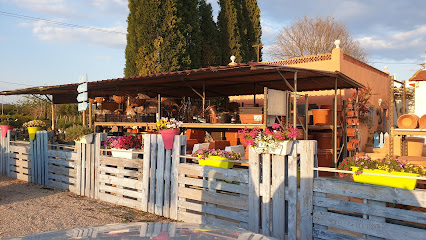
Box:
left=217, top=0, right=261, bottom=65
left=124, top=0, right=140, bottom=77
left=198, top=0, right=220, bottom=67
left=177, top=0, right=202, bottom=69
left=242, top=0, right=262, bottom=62
left=218, top=0, right=242, bottom=65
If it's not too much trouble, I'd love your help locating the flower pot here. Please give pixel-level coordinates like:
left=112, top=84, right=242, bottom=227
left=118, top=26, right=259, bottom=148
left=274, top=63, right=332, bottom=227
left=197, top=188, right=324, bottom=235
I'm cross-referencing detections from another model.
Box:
left=111, top=148, right=139, bottom=159
left=252, top=141, right=268, bottom=154
left=268, top=141, right=293, bottom=156
left=420, top=115, right=426, bottom=129
left=27, top=127, right=41, bottom=140
left=160, top=128, right=180, bottom=149
left=95, top=97, right=105, bottom=103
left=397, top=114, right=419, bottom=129
left=312, top=109, right=331, bottom=125
left=347, top=128, right=357, bottom=137
left=77, top=133, right=93, bottom=144
left=0, top=125, right=13, bottom=138
left=198, top=155, right=234, bottom=169
left=113, top=95, right=126, bottom=104
left=346, top=118, right=358, bottom=125
left=314, top=132, right=341, bottom=150
left=347, top=111, right=358, bottom=117
left=351, top=167, right=418, bottom=190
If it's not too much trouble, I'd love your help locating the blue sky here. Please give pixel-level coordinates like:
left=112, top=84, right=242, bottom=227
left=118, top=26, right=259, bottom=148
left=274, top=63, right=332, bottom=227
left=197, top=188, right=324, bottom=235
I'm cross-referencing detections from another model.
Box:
left=0, top=0, right=425, bottom=103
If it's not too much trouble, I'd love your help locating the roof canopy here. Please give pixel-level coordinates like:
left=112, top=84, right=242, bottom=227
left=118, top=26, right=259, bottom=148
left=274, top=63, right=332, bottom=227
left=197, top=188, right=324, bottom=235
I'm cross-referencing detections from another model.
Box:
left=0, top=63, right=364, bottom=104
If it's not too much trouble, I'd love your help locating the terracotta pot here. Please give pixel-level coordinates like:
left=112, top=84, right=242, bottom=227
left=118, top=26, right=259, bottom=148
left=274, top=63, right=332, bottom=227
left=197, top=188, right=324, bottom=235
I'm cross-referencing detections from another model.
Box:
left=347, top=102, right=354, bottom=109
left=0, top=125, right=13, bottom=138
left=347, top=111, right=357, bottom=117
left=397, top=114, right=419, bottom=129
left=317, top=151, right=333, bottom=177
left=347, top=98, right=353, bottom=102
left=88, top=98, right=95, bottom=104
left=347, top=141, right=356, bottom=151
left=314, top=132, right=340, bottom=149
left=312, top=109, right=332, bottom=125
left=113, top=95, right=127, bottom=104
left=160, top=128, right=180, bottom=149
left=346, top=118, right=359, bottom=125
left=420, top=115, right=426, bottom=129
left=95, top=97, right=105, bottom=103
left=245, top=146, right=249, bottom=159
left=347, top=128, right=357, bottom=137
left=350, top=138, right=360, bottom=145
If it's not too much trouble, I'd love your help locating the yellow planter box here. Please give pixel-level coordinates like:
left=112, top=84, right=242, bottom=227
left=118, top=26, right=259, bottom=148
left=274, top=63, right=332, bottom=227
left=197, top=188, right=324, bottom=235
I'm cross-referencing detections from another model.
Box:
left=351, top=167, right=418, bottom=190
left=198, top=155, right=234, bottom=169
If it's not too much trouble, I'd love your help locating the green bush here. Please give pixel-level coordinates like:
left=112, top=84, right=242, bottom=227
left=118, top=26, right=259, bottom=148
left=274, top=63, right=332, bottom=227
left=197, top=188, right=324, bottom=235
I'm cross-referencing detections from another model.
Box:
left=65, top=125, right=93, bottom=141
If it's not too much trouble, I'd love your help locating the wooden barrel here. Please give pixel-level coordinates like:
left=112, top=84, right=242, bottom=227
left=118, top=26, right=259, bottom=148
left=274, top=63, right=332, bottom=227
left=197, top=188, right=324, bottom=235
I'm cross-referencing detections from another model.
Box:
left=397, top=114, right=419, bottom=129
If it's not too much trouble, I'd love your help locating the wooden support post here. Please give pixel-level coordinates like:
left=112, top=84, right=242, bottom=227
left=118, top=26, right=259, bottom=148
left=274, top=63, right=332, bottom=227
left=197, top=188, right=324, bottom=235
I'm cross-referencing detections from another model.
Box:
left=82, top=110, right=86, bottom=126
left=51, top=103, right=55, bottom=130
left=402, top=80, right=406, bottom=115
left=88, top=103, right=92, bottom=128
left=333, top=77, right=338, bottom=166
left=293, top=72, right=298, bottom=126
left=202, top=83, right=206, bottom=113
left=305, top=94, right=309, bottom=140
left=263, top=87, right=268, bottom=129
left=389, top=76, right=395, bottom=156
left=157, top=94, right=161, bottom=122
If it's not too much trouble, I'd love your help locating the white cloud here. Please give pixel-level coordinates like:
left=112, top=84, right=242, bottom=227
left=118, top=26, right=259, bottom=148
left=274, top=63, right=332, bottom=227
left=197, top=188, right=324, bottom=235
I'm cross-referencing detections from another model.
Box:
left=359, top=25, right=426, bottom=51
left=10, top=0, right=73, bottom=16
left=30, top=20, right=126, bottom=48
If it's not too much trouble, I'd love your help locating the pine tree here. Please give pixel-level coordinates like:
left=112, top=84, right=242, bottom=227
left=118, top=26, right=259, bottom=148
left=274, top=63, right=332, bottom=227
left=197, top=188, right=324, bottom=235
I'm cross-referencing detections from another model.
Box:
left=198, top=0, right=220, bottom=67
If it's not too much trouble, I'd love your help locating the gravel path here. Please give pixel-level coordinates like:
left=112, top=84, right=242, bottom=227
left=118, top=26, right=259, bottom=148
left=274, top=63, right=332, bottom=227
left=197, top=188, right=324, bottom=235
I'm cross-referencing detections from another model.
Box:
left=0, top=175, right=170, bottom=239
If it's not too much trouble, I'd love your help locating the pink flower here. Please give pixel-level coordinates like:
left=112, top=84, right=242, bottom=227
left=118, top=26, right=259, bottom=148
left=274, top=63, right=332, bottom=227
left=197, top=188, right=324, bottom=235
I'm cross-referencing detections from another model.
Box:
left=272, top=123, right=280, bottom=130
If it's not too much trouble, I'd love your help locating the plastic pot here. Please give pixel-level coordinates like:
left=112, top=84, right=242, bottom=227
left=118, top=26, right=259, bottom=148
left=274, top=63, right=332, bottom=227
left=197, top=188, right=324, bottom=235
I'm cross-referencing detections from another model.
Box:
left=312, top=109, right=332, bottom=125
left=160, top=128, right=180, bottom=149
left=0, top=125, right=13, bottom=138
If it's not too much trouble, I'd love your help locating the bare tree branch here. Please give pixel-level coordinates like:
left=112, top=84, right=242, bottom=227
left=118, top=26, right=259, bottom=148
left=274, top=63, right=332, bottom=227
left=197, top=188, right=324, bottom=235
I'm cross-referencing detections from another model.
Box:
left=268, top=16, right=369, bottom=63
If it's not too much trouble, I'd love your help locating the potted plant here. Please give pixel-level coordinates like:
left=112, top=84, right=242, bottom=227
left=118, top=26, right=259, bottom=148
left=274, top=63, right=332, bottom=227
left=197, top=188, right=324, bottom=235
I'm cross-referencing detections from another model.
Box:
left=238, top=123, right=298, bottom=156
left=104, top=135, right=142, bottom=159
left=156, top=117, right=183, bottom=149
left=0, top=118, right=14, bottom=138
left=65, top=125, right=94, bottom=144
left=23, top=120, right=46, bottom=140
left=338, top=156, right=425, bottom=190
left=192, top=148, right=241, bottom=169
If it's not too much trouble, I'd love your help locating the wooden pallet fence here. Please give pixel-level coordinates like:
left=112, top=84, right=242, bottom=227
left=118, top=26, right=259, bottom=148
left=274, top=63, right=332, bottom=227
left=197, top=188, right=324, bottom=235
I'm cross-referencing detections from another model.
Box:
left=312, top=177, right=426, bottom=240
left=47, top=147, right=79, bottom=192
left=30, top=131, right=49, bottom=185
left=248, top=140, right=316, bottom=240
left=74, top=140, right=98, bottom=198
left=0, top=130, right=11, bottom=176
left=98, top=153, right=144, bottom=210
left=177, top=163, right=250, bottom=229
left=142, top=134, right=187, bottom=219
left=8, top=140, right=31, bottom=181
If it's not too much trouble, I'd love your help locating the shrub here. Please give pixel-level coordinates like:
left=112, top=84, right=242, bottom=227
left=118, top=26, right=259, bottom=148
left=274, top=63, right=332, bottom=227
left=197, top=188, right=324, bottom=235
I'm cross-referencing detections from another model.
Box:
left=65, top=125, right=93, bottom=142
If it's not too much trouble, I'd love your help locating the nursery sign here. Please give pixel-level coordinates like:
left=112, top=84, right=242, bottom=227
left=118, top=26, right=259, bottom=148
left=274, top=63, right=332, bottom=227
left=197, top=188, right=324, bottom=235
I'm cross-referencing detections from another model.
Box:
left=77, top=76, right=88, bottom=111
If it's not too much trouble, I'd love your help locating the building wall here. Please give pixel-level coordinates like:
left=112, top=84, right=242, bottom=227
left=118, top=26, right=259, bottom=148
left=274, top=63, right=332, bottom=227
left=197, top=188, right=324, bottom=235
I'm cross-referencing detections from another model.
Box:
left=232, top=47, right=391, bottom=151
left=414, top=81, right=426, bottom=116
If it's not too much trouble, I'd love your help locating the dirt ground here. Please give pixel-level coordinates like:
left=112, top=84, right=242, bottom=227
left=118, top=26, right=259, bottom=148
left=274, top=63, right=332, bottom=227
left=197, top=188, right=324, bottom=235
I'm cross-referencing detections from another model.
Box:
left=0, top=175, right=170, bottom=239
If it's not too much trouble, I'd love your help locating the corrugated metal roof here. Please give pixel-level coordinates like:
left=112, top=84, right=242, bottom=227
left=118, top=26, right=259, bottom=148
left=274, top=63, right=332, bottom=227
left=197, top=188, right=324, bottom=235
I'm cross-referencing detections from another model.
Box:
left=0, top=63, right=364, bottom=104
